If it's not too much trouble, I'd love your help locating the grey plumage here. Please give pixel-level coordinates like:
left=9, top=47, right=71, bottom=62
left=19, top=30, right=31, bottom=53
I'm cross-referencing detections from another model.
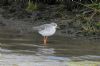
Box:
left=33, top=24, right=51, bottom=31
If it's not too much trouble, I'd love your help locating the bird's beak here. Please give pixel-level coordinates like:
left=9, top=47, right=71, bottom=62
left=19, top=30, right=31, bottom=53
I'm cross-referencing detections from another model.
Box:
left=56, top=26, right=60, bottom=29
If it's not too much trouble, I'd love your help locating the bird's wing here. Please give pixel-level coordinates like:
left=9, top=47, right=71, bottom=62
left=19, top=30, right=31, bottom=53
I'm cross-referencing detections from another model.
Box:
left=33, top=24, right=50, bottom=31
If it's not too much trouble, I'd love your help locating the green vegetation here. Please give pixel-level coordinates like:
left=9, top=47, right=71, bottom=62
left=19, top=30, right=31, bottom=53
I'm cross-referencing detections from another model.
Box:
left=0, top=0, right=100, bottom=36
left=95, top=22, right=100, bottom=29
left=87, top=3, right=100, bottom=10
left=76, top=12, right=100, bottom=35
left=26, top=0, right=38, bottom=12
left=71, top=1, right=100, bottom=35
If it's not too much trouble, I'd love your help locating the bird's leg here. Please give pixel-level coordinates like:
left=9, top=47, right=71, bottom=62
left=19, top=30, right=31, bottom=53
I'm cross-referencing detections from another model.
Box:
left=44, top=36, right=47, bottom=45
left=45, top=36, right=48, bottom=43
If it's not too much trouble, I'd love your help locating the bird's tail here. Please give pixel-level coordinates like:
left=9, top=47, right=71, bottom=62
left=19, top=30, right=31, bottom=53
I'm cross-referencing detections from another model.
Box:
left=32, top=26, right=39, bottom=31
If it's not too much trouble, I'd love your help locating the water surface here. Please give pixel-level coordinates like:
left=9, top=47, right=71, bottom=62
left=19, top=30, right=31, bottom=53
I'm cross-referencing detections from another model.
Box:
left=0, top=32, right=100, bottom=66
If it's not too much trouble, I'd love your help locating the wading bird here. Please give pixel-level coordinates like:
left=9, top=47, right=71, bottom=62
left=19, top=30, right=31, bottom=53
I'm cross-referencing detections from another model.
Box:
left=33, top=23, right=57, bottom=45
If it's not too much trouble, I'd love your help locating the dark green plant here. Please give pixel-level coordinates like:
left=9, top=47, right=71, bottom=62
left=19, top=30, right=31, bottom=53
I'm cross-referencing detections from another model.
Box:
left=75, top=14, right=97, bottom=33
left=87, top=3, right=100, bottom=10
left=26, top=0, right=38, bottom=12
left=95, top=22, right=100, bottom=29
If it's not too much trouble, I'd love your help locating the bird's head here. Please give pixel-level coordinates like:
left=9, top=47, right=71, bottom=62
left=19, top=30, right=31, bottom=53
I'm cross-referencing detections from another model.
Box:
left=50, top=23, right=58, bottom=28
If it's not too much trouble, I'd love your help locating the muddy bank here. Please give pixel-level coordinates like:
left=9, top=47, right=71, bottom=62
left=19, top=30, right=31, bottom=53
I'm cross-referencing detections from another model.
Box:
left=0, top=4, right=100, bottom=39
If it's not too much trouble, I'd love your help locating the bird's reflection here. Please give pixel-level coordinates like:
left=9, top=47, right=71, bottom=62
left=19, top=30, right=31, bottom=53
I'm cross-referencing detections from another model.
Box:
left=36, top=46, right=55, bottom=56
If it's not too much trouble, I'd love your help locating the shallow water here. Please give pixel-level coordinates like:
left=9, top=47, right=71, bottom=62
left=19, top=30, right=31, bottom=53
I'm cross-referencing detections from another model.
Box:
left=0, top=31, right=100, bottom=66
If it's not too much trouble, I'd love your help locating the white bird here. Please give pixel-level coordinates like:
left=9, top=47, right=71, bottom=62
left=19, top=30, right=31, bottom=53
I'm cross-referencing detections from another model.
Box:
left=33, top=23, right=58, bottom=45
